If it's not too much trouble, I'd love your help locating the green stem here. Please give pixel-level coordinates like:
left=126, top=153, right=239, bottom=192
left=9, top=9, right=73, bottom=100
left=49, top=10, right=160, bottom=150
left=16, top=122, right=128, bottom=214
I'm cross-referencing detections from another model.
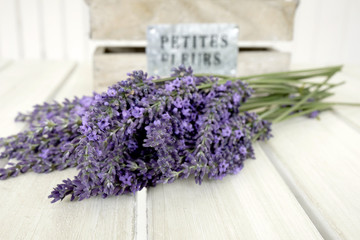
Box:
left=258, top=106, right=281, bottom=120
left=272, top=72, right=336, bottom=123
left=278, top=105, right=333, bottom=122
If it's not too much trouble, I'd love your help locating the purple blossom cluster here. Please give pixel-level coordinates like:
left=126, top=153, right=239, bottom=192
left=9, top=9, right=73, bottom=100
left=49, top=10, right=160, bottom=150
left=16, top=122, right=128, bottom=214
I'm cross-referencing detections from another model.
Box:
left=0, top=96, right=93, bottom=178
left=0, top=66, right=272, bottom=203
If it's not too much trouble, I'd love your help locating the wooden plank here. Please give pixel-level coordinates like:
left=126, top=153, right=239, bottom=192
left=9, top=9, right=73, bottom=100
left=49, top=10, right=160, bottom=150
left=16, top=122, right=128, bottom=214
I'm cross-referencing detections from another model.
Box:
left=341, top=1, right=360, bottom=65
left=328, top=67, right=360, bottom=130
left=313, top=0, right=347, bottom=65
left=53, top=63, right=93, bottom=100
left=260, top=108, right=360, bottom=239
left=42, top=0, right=66, bottom=59
left=0, top=60, right=11, bottom=71
left=86, top=0, right=298, bottom=41
left=0, top=61, right=75, bottom=137
left=0, top=0, right=22, bottom=59
left=63, top=0, right=88, bottom=61
left=19, top=0, right=42, bottom=59
left=147, top=144, right=322, bottom=240
left=0, top=63, right=136, bottom=239
left=93, top=47, right=290, bottom=92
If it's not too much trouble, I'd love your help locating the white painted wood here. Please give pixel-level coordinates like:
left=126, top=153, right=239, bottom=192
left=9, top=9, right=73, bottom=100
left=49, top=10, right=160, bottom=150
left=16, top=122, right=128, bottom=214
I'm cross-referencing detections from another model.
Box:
left=1, top=0, right=360, bottom=65
left=292, top=0, right=321, bottom=65
left=327, top=68, right=360, bottom=130
left=0, top=60, right=11, bottom=70
left=19, top=0, right=42, bottom=59
left=63, top=0, right=87, bottom=61
left=41, top=0, right=66, bottom=59
left=147, top=144, right=322, bottom=240
left=314, top=0, right=347, bottom=65
left=292, top=0, right=360, bottom=65
left=0, top=61, right=75, bottom=137
left=0, top=63, right=136, bottom=239
left=341, top=1, right=360, bottom=66
left=0, top=0, right=22, bottom=59
left=53, top=63, right=93, bottom=100
left=261, top=110, right=360, bottom=239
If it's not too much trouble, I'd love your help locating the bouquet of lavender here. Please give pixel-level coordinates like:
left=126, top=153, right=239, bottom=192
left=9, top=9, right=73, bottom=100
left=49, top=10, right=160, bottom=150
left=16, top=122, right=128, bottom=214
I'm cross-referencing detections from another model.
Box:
left=0, top=65, right=355, bottom=203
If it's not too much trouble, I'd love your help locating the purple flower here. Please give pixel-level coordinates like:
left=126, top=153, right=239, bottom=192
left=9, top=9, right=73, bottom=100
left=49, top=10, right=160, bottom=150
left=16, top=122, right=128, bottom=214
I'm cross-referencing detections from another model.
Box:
left=183, top=76, right=195, bottom=86
left=182, top=108, right=191, bottom=116
left=219, top=161, right=229, bottom=173
left=181, top=120, right=193, bottom=132
left=80, top=96, right=94, bottom=108
left=165, top=83, right=175, bottom=92
left=235, top=129, right=244, bottom=139
left=131, top=107, right=144, bottom=118
left=97, top=117, right=110, bottom=131
left=171, top=65, right=193, bottom=77
left=122, top=110, right=130, bottom=119
left=217, top=84, right=227, bottom=91
left=173, top=97, right=183, bottom=108
left=222, top=126, right=232, bottom=137
left=172, top=78, right=181, bottom=88
left=39, top=149, right=50, bottom=159
left=119, top=172, right=133, bottom=186
left=240, top=146, right=247, bottom=155
left=309, top=110, right=319, bottom=118
left=233, top=93, right=241, bottom=104
left=107, top=88, right=117, bottom=97
left=161, top=113, right=171, bottom=120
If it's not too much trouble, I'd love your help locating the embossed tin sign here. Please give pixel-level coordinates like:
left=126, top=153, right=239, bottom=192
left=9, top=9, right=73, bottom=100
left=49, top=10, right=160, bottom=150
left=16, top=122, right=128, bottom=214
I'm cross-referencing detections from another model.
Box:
left=147, top=24, right=238, bottom=76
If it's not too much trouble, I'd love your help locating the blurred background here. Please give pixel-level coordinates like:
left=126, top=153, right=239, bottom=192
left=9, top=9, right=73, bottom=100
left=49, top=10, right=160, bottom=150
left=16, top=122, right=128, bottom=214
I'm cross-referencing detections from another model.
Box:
left=0, top=0, right=359, bottom=65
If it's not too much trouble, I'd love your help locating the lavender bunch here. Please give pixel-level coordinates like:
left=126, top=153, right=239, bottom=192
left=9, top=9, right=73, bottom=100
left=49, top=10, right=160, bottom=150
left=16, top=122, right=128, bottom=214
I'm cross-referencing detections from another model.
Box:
left=1, top=65, right=355, bottom=203
left=47, top=69, right=270, bottom=202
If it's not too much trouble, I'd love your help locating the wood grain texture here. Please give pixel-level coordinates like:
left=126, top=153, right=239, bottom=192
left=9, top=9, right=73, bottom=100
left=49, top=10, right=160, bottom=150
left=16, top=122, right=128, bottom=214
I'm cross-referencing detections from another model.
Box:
left=0, top=60, right=11, bottom=70
left=63, top=0, right=89, bottom=61
left=42, top=0, right=66, bottom=59
left=94, top=48, right=147, bottom=91
left=0, top=0, right=22, bottom=59
left=0, top=61, right=74, bottom=137
left=328, top=67, right=360, bottom=130
left=19, top=0, right=43, bottom=59
left=93, top=48, right=290, bottom=91
left=86, top=0, right=298, bottom=41
left=0, top=63, right=136, bottom=239
left=261, top=108, right=360, bottom=239
left=147, top=144, right=322, bottom=240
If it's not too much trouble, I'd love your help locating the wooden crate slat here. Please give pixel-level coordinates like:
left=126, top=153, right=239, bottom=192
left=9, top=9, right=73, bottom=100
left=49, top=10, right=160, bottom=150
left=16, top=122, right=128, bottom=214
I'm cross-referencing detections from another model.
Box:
left=93, top=47, right=290, bottom=91
left=86, top=0, right=298, bottom=41
left=147, top=144, right=322, bottom=240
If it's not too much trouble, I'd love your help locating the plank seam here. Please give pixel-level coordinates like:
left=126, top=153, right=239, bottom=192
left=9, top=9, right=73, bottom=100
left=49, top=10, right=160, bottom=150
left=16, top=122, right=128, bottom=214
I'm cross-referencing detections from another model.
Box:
left=259, top=142, right=342, bottom=240
left=133, top=193, right=137, bottom=240
left=44, top=63, right=78, bottom=101
left=135, top=189, right=147, bottom=240
left=0, top=61, right=13, bottom=72
left=331, top=110, right=360, bottom=133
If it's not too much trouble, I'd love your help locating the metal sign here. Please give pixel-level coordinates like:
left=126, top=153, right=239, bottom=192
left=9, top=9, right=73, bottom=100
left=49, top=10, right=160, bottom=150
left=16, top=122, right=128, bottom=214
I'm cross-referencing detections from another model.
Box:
left=146, top=24, right=238, bottom=76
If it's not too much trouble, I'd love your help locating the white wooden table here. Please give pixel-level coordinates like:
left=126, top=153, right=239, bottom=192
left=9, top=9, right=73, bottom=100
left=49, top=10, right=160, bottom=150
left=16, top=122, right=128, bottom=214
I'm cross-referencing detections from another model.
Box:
left=0, top=61, right=359, bottom=240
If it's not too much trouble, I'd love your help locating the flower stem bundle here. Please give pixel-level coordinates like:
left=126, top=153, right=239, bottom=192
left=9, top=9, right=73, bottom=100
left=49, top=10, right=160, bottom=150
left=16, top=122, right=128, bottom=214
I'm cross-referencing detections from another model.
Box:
left=0, top=65, right=355, bottom=203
